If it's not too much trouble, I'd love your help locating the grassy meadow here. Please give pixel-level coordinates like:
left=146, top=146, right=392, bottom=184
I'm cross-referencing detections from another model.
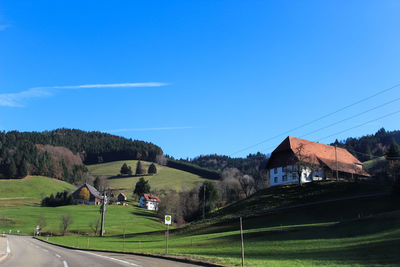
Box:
left=0, top=176, right=76, bottom=207
left=1, top=173, right=399, bottom=266
left=87, top=160, right=213, bottom=194
left=0, top=204, right=165, bottom=236
left=39, top=193, right=400, bottom=266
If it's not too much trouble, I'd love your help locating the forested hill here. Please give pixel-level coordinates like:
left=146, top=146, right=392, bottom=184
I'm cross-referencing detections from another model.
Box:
left=0, top=129, right=163, bottom=180
left=332, top=128, right=400, bottom=162
left=184, top=152, right=269, bottom=185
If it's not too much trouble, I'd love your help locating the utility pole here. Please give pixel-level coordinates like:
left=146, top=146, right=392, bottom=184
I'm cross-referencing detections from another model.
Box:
left=335, top=145, right=339, bottom=181
left=240, top=217, right=245, bottom=267
left=100, top=191, right=107, bottom=237
left=202, top=183, right=206, bottom=220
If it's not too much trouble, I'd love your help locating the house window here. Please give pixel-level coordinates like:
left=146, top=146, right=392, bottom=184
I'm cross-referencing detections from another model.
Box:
left=274, top=168, right=278, bottom=174
left=292, top=173, right=297, bottom=180
left=274, top=177, right=278, bottom=183
left=282, top=175, right=287, bottom=181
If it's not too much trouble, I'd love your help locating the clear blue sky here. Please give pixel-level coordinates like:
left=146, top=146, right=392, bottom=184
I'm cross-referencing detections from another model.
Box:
left=1, top=1, right=400, bottom=159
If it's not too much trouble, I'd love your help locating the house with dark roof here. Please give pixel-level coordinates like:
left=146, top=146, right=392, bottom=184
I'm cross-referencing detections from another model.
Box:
left=117, top=193, right=127, bottom=202
left=72, top=183, right=103, bottom=205
left=267, top=137, right=370, bottom=187
left=139, top=194, right=161, bottom=211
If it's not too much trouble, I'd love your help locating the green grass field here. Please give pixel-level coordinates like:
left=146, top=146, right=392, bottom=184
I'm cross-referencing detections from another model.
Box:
left=87, top=160, right=213, bottom=194
left=39, top=194, right=400, bottom=266
left=2, top=174, right=399, bottom=266
left=211, top=180, right=390, bottom=220
left=0, top=176, right=76, bottom=207
left=0, top=203, right=165, bottom=236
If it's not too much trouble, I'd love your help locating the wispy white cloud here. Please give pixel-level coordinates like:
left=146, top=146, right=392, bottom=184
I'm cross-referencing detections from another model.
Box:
left=0, top=82, right=168, bottom=107
left=41, top=82, right=169, bottom=89
left=108, top=126, right=198, bottom=133
left=0, top=88, right=50, bottom=107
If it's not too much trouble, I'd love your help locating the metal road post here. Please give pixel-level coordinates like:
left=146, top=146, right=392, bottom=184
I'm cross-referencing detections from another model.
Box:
left=240, top=217, right=245, bottom=267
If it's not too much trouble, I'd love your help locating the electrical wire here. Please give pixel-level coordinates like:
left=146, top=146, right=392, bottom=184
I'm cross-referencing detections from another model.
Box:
left=229, top=82, right=400, bottom=156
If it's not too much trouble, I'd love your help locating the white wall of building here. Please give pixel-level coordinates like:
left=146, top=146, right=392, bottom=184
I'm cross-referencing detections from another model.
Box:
left=269, top=165, right=325, bottom=187
left=139, top=196, right=159, bottom=211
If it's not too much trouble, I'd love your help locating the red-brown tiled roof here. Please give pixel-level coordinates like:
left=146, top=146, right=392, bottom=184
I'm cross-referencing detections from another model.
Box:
left=143, top=193, right=161, bottom=203
left=267, top=136, right=370, bottom=176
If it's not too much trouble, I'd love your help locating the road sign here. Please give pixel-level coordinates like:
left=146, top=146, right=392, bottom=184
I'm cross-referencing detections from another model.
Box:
left=165, top=215, right=172, bottom=225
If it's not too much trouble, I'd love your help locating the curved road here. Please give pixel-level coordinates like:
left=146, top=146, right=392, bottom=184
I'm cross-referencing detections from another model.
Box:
left=1, top=235, right=203, bottom=267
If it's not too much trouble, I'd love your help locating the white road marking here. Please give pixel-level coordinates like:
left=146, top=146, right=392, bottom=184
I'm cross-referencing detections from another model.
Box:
left=63, top=260, right=69, bottom=267
left=6, top=239, right=10, bottom=254
left=77, top=250, right=142, bottom=267
left=56, top=253, right=61, bottom=258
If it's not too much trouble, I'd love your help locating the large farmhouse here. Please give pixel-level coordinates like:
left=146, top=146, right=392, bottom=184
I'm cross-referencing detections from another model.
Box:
left=267, top=136, right=370, bottom=187
left=72, top=183, right=103, bottom=205
left=139, top=194, right=161, bottom=211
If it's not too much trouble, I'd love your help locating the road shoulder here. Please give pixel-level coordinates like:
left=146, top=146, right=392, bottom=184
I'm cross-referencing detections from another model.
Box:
left=35, top=237, right=224, bottom=267
left=0, top=235, right=10, bottom=263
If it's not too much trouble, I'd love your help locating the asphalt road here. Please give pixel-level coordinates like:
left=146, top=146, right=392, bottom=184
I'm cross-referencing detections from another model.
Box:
left=1, top=235, right=204, bottom=267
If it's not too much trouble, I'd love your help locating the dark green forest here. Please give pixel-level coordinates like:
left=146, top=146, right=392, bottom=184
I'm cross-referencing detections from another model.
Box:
left=332, top=128, right=400, bottom=161
left=0, top=128, right=162, bottom=181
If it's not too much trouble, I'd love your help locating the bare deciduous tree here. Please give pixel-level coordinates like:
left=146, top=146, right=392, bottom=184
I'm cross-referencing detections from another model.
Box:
left=238, top=174, right=256, bottom=198
left=89, top=218, right=100, bottom=235
left=60, top=214, right=72, bottom=235
left=156, top=155, right=167, bottom=166
left=292, top=143, right=317, bottom=186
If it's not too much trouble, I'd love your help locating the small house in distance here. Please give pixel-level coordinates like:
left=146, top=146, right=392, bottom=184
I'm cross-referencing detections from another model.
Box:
left=139, top=194, right=160, bottom=211
left=267, top=136, right=370, bottom=187
left=72, top=183, right=103, bottom=205
left=117, top=193, right=127, bottom=202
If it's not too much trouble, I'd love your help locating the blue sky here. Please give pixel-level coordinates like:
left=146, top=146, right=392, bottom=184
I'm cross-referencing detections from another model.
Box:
left=1, top=1, right=400, bottom=159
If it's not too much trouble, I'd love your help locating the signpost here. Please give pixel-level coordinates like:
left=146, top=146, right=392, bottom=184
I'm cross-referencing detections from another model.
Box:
left=165, top=215, right=172, bottom=254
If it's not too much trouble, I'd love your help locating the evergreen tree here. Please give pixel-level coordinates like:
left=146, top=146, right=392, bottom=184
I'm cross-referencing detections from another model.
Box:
left=133, top=177, right=150, bottom=196
left=135, top=160, right=146, bottom=175
left=148, top=163, right=157, bottom=174
left=386, top=139, right=400, bottom=159
left=6, top=159, right=17, bottom=178
left=120, top=163, right=132, bottom=176
left=365, top=144, right=373, bottom=160
left=198, top=181, right=219, bottom=215
left=18, top=159, right=28, bottom=178
left=94, top=176, right=101, bottom=189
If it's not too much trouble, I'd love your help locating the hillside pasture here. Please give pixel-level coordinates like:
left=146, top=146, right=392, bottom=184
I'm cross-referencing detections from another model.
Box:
left=0, top=176, right=76, bottom=207
left=40, top=194, right=400, bottom=266
left=87, top=160, right=213, bottom=194
left=0, top=204, right=165, bottom=236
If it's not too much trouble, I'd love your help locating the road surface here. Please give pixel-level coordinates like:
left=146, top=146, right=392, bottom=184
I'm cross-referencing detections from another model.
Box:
left=1, top=235, right=204, bottom=267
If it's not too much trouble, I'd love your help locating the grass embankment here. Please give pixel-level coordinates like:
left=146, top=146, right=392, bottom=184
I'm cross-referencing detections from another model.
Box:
left=38, top=181, right=400, bottom=266
left=211, top=181, right=390, bottom=220
left=0, top=176, right=76, bottom=207
left=363, top=156, right=386, bottom=171
left=87, top=160, right=213, bottom=194
left=0, top=204, right=165, bottom=236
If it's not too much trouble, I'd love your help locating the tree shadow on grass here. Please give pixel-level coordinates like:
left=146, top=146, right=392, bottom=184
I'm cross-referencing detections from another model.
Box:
left=200, top=238, right=400, bottom=266
left=131, top=210, right=161, bottom=224
left=203, top=214, right=400, bottom=243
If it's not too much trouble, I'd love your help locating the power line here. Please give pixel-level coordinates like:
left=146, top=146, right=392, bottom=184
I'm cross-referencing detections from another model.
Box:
left=299, top=96, right=400, bottom=139
left=229, top=82, right=400, bottom=156
left=260, top=109, right=400, bottom=155
left=317, top=109, right=400, bottom=142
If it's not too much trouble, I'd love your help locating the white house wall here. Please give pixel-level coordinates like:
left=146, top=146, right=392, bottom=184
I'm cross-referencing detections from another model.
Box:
left=269, top=165, right=324, bottom=187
